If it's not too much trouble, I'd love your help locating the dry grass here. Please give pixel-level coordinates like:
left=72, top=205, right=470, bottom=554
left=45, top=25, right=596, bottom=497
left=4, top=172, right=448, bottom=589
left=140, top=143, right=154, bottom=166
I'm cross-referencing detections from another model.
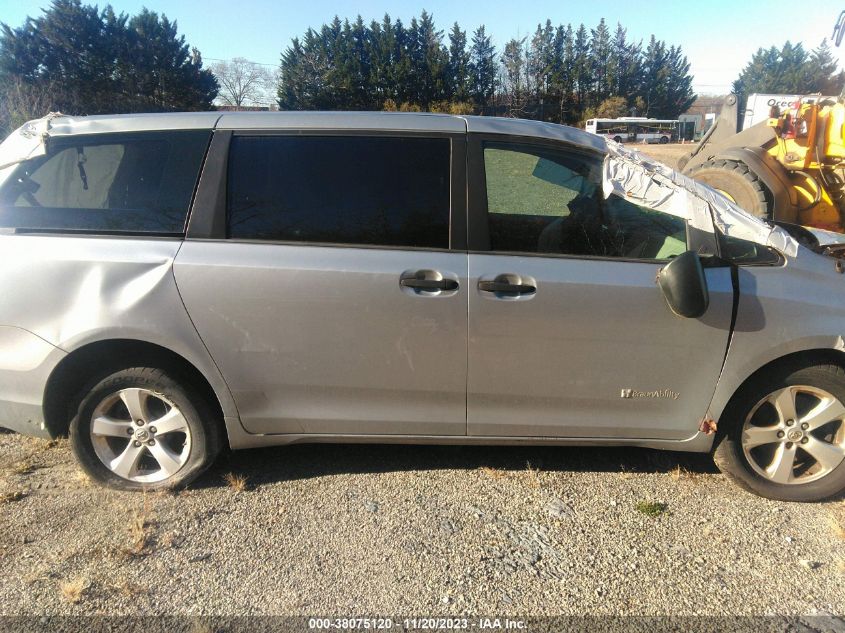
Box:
left=2, top=437, right=66, bottom=476
left=830, top=504, right=845, bottom=541
left=59, top=577, right=87, bottom=604
left=670, top=464, right=700, bottom=483
left=1, top=489, right=27, bottom=504
left=523, top=461, right=542, bottom=489
left=9, top=460, right=36, bottom=475
left=74, top=470, right=91, bottom=487
left=123, top=512, right=151, bottom=557
left=223, top=472, right=249, bottom=492
left=478, top=463, right=542, bottom=489
left=479, top=466, right=507, bottom=480
left=116, top=494, right=156, bottom=558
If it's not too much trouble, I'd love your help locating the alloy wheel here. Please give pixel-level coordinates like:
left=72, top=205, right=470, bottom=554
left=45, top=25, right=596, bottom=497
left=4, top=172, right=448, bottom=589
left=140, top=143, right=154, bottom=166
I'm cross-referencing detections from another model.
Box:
left=89, top=388, right=192, bottom=484
left=741, top=385, right=845, bottom=485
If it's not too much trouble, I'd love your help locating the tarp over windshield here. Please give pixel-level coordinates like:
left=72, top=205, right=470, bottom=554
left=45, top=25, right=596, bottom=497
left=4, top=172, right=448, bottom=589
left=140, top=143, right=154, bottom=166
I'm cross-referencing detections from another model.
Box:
left=602, top=140, right=799, bottom=257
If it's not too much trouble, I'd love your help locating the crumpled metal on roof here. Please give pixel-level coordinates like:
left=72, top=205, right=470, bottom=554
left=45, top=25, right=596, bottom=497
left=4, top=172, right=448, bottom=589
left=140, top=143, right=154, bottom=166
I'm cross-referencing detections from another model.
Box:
left=602, top=140, right=799, bottom=257
left=0, top=113, right=63, bottom=172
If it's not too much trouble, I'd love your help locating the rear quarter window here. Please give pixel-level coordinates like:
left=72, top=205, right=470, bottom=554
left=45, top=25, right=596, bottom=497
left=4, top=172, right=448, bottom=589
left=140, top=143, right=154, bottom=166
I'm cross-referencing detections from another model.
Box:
left=0, top=130, right=210, bottom=234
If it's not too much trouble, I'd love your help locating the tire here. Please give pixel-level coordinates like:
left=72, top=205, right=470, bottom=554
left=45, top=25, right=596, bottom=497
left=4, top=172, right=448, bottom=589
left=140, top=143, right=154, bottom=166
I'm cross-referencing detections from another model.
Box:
left=69, top=367, right=222, bottom=491
left=713, top=362, right=845, bottom=502
left=659, top=136, right=669, bottom=144
left=688, top=159, right=770, bottom=219
left=613, top=136, right=622, bottom=144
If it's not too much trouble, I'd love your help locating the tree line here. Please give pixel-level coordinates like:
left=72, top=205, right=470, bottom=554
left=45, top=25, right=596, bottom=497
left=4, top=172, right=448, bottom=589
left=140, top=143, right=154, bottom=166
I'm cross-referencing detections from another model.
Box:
left=733, top=39, right=843, bottom=96
left=2, top=1, right=844, bottom=139
left=0, top=0, right=217, bottom=134
left=278, top=12, right=697, bottom=124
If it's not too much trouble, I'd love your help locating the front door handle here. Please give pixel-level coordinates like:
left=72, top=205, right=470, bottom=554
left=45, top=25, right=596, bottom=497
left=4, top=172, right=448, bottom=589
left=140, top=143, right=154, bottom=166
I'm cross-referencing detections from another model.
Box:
left=401, top=277, right=459, bottom=291
left=478, top=273, right=536, bottom=296
left=478, top=280, right=536, bottom=295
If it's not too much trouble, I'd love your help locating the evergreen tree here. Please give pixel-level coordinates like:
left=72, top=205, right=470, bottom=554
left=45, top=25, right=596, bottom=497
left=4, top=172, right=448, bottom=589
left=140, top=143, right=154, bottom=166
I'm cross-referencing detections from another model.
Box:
left=589, top=19, right=612, bottom=103
left=558, top=24, right=576, bottom=122
left=572, top=24, right=591, bottom=116
left=469, top=25, right=496, bottom=107
left=807, top=39, right=843, bottom=95
left=391, top=19, right=413, bottom=104
left=278, top=37, right=308, bottom=110
left=416, top=11, right=449, bottom=107
left=0, top=0, right=217, bottom=118
left=502, top=37, right=527, bottom=112
left=274, top=12, right=698, bottom=123
left=732, top=41, right=828, bottom=95
left=639, top=35, right=668, bottom=117
left=664, top=45, right=695, bottom=118
left=547, top=25, right=568, bottom=122
left=447, top=23, right=470, bottom=102
left=609, top=23, right=640, bottom=108
left=527, top=20, right=555, bottom=115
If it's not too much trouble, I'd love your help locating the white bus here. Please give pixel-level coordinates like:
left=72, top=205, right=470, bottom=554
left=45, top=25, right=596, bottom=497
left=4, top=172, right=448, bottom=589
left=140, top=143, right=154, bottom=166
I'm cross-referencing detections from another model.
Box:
left=584, top=117, right=678, bottom=144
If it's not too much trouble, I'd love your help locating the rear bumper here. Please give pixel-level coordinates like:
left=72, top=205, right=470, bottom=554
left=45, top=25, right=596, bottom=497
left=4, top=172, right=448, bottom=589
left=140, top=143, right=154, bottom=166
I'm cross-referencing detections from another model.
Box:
left=0, top=326, right=65, bottom=438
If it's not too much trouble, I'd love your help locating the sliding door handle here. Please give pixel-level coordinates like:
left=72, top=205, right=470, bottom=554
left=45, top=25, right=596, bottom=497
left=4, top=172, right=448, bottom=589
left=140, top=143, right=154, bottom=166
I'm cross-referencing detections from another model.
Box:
left=401, top=277, right=459, bottom=291
left=399, top=269, right=460, bottom=295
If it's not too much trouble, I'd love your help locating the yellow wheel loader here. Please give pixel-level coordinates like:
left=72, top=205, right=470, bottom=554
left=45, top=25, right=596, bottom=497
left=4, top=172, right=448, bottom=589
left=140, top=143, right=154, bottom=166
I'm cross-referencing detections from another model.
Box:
left=679, top=93, right=845, bottom=233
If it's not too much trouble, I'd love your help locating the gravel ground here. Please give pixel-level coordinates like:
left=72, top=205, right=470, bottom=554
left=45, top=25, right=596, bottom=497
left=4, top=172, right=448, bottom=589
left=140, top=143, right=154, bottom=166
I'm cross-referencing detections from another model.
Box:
left=1, top=428, right=844, bottom=618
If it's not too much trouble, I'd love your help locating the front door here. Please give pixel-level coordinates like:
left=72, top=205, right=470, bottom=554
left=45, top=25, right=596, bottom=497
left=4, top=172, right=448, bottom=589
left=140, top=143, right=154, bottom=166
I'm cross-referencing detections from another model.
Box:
left=466, top=136, right=734, bottom=439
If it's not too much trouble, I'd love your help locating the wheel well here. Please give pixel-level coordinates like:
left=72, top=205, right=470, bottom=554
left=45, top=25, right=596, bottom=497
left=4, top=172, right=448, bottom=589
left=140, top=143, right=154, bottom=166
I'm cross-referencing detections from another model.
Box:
left=43, top=339, right=226, bottom=439
left=718, top=348, right=845, bottom=431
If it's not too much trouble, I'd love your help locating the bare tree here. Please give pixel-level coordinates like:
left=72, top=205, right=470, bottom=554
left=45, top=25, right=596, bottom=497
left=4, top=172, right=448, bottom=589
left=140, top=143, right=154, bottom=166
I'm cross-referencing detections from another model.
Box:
left=0, top=77, right=61, bottom=137
left=211, top=57, right=273, bottom=109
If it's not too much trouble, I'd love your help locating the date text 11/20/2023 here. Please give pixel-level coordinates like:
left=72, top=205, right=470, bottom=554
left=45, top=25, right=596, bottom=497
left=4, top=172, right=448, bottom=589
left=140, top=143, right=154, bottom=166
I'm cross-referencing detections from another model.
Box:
left=307, top=617, right=528, bottom=630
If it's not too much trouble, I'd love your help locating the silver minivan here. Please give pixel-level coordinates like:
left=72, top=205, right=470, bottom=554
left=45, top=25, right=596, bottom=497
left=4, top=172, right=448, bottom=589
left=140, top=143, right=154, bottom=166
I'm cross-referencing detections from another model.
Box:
left=1, top=111, right=844, bottom=501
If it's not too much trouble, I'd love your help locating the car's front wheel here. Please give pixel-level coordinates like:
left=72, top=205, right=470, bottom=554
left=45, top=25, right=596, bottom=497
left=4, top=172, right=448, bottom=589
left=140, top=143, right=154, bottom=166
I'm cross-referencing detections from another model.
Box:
left=714, top=362, right=845, bottom=501
left=69, top=367, right=221, bottom=490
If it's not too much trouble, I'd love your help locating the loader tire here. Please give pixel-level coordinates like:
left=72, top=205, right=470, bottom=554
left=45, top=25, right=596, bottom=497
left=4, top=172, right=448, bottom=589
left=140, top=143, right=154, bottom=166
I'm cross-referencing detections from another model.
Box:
left=688, top=159, right=771, bottom=219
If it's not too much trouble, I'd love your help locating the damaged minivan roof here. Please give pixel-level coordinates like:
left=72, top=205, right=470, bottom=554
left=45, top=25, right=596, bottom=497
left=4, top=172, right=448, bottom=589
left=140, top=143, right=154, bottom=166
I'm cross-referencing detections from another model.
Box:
left=1, top=111, right=799, bottom=257
left=34, top=110, right=606, bottom=144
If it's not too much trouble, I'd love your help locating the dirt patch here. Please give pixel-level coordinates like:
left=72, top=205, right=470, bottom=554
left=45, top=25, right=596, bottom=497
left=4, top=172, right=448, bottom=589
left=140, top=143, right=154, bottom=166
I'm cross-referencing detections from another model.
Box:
left=632, top=142, right=697, bottom=170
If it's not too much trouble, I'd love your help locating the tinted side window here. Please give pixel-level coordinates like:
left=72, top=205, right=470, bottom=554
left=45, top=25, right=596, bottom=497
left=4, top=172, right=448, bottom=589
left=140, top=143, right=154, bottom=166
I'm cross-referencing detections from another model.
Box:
left=0, top=131, right=210, bottom=234
left=227, top=136, right=450, bottom=249
left=483, top=143, right=687, bottom=259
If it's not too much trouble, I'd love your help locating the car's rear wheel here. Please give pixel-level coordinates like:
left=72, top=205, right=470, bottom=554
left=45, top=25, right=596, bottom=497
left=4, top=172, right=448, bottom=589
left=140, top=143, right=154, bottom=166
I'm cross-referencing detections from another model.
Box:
left=70, top=367, right=221, bottom=490
left=714, top=363, right=845, bottom=501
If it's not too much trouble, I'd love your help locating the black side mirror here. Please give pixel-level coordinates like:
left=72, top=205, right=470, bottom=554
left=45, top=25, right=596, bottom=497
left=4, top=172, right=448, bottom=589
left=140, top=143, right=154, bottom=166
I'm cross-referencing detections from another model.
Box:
left=657, top=250, right=709, bottom=318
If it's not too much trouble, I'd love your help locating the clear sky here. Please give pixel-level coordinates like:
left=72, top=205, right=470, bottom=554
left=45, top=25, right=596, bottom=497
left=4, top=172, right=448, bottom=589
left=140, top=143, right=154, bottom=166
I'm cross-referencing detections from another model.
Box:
left=0, top=0, right=841, bottom=95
